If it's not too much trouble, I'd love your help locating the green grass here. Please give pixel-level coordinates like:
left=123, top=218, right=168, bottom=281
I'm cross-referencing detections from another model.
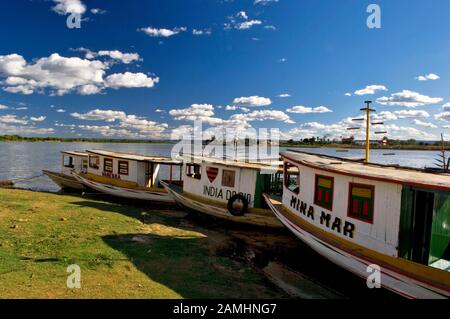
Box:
left=0, top=189, right=282, bottom=299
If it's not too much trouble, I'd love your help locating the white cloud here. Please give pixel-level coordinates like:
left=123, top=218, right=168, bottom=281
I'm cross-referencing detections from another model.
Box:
left=72, top=109, right=168, bottom=138
left=71, top=109, right=126, bottom=122
left=278, top=93, right=291, bottom=98
left=30, top=116, right=46, bottom=122
left=52, top=0, right=86, bottom=15
left=435, top=112, right=450, bottom=122
left=286, top=105, right=332, bottom=114
left=78, top=84, right=102, bottom=95
left=0, top=114, right=28, bottom=125
left=264, top=25, right=277, bottom=30
left=90, top=8, right=106, bottom=15
left=96, top=50, right=140, bottom=64
left=413, top=119, right=437, bottom=128
left=354, top=85, right=387, bottom=96
left=225, top=12, right=262, bottom=30
left=0, top=48, right=159, bottom=95
left=345, top=93, right=352, bottom=97
left=0, top=104, right=9, bottom=110
left=0, top=53, right=107, bottom=95
left=376, top=90, right=443, bottom=107
left=231, top=110, right=294, bottom=124
left=236, top=11, right=248, bottom=20
left=232, top=96, right=272, bottom=107
left=236, top=20, right=262, bottom=30
left=139, top=27, right=187, bottom=37
left=372, top=111, right=398, bottom=121
left=225, top=105, right=238, bottom=111
left=192, top=29, right=212, bottom=36
left=393, top=110, right=430, bottom=118
left=56, top=109, right=66, bottom=113
left=415, top=73, right=440, bottom=81
left=0, top=122, right=54, bottom=135
left=287, top=117, right=437, bottom=141
left=254, top=0, right=279, bottom=5
left=169, top=104, right=223, bottom=125
left=442, top=103, right=450, bottom=110
left=105, top=72, right=159, bottom=89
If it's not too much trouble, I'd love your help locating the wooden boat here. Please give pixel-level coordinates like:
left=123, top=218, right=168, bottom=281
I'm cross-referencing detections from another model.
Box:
left=161, top=156, right=284, bottom=228
left=72, top=150, right=182, bottom=203
left=43, top=151, right=88, bottom=191
left=264, top=150, right=450, bottom=299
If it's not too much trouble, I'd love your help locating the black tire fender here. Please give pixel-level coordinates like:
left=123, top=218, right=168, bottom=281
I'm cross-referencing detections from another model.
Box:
left=227, top=194, right=248, bottom=216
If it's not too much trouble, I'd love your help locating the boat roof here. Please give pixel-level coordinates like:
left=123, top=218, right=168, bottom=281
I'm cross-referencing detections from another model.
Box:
left=181, top=155, right=283, bottom=171
left=61, top=151, right=88, bottom=157
left=86, top=150, right=182, bottom=165
left=281, top=150, right=450, bottom=192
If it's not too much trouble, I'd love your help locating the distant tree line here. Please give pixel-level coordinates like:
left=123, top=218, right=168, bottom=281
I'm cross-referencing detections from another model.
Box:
left=0, top=135, right=175, bottom=144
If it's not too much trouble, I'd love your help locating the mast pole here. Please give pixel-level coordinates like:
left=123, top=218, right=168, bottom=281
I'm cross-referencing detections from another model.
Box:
left=365, top=101, right=371, bottom=163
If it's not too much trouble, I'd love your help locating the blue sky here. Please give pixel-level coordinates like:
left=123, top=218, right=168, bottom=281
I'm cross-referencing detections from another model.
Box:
left=0, top=0, right=450, bottom=140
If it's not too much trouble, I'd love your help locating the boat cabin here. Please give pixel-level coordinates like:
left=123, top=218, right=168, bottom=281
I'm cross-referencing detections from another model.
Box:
left=280, top=151, right=450, bottom=272
left=61, top=151, right=88, bottom=175
left=182, top=156, right=282, bottom=209
left=85, top=150, right=182, bottom=189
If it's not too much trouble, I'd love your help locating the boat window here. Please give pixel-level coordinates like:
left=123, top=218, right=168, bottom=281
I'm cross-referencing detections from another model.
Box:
left=186, top=163, right=202, bottom=180
left=222, top=170, right=236, bottom=187
left=284, top=162, right=300, bottom=194
left=104, top=158, right=113, bottom=172
left=118, top=161, right=129, bottom=176
left=89, top=155, right=100, bottom=169
left=314, top=175, right=334, bottom=210
left=348, top=183, right=374, bottom=223
left=64, top=156, right=74, bottom=168
left=82, top=159, right=88, bottom=172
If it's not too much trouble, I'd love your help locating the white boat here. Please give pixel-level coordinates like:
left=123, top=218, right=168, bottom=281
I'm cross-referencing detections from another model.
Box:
left=264, top=150, right=450, bottom=299
left=72, top=150, right=182, bottom=203
left=161, top=155, right=284, bottom=228
left=43, top=151, right=88, bottom=191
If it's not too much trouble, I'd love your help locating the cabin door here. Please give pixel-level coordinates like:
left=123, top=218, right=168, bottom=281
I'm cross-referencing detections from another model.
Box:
left=399, top=187, right=435, bottom=265
left=145, top=162, right=154, bottom=188
left=411, top=190, right=434, bottom=264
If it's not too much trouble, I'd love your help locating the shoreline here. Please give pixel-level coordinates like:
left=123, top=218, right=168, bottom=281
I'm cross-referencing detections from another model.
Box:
left=280, top=144, right=449, bottom=151
left=0, top=140, right=447, bottom=151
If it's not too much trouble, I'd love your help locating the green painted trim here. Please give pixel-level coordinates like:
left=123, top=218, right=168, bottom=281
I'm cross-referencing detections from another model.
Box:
left=254, top=172, right=270, bottom=209
left=398, top=186, right=414, bottom=260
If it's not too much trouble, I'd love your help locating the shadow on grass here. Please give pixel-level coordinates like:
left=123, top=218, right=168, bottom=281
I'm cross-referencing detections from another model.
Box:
left=102, top=232, right=276, bottom=299
left=70, top=199, right=180, bottom=224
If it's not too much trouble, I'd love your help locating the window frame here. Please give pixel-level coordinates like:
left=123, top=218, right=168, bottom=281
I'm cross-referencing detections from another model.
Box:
left=63, top=156, right=74, bottom=168
left=118, top=160, right=129, bottom=176
left=284, top=161, right=300, bottom=194
left=314, top=174, right=334, bottom=211
left=221, top=169, right=236, bottom=188
left=186, top=163, right=202, bottom=180
left=347, top=182, right=375, bottom=224
left=104, top=158, right=113, bottom=173
left=89, top=155, right=100, bottom=169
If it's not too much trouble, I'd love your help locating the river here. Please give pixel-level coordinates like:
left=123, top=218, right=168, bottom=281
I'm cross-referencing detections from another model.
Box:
left=0, top=142, right=443, bottom=191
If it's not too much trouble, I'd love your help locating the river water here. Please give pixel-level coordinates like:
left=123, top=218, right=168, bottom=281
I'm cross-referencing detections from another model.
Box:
left=0, top=142, right=442, bottom=192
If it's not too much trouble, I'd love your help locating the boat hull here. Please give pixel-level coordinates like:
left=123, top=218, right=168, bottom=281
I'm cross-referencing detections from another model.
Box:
left=73, top=172, right=174, bottom=203
left=263, top=194, right=450, bottom=299
left=161, top=180, right=283, bottom=228
left=43, top=170, right=85, bottom=191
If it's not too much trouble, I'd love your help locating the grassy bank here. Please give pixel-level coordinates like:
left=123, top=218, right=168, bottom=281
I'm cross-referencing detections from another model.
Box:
left=0, top=189, right=282, bottom=298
